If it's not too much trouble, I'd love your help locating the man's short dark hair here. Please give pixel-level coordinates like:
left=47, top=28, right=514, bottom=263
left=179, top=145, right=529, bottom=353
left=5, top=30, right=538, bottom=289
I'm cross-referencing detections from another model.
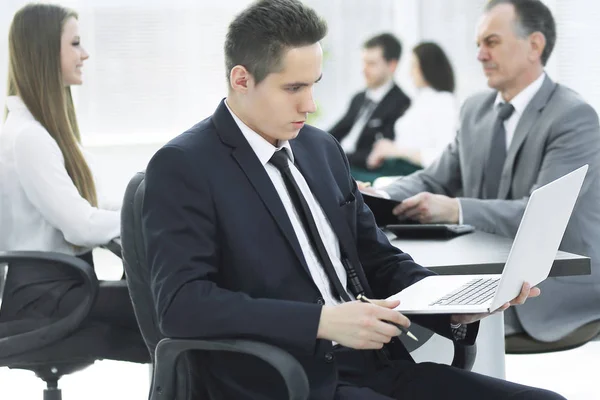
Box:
left=363, top=33, right=402, bottom=62
left=485, top=0, right=556, bottom=65
left=225, top=0, right=328, bottom=85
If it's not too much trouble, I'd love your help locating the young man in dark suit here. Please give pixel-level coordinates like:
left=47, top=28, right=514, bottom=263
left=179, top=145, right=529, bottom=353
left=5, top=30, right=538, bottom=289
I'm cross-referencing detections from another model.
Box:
left=142, top=0, right=561, bottom=398
left=329, top=33, right=411, bottom=171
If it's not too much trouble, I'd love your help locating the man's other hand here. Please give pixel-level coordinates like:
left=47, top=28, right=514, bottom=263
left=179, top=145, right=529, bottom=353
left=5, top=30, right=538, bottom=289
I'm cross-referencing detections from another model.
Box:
left=450, top=283, right=541, bottom=325
left=392, top=192, right=460, bottom=224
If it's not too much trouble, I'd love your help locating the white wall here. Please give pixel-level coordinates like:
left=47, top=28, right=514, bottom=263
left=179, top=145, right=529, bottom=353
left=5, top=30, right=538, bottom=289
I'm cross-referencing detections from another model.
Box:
left=2, top=0, right=599, bottom=203
left=90, top=143, right=162, bottom=203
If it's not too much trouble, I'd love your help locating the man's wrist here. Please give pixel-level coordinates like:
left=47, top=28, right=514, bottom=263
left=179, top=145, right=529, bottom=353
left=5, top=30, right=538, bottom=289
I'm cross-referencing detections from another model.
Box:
left=450, top=322, right=468, bottom=340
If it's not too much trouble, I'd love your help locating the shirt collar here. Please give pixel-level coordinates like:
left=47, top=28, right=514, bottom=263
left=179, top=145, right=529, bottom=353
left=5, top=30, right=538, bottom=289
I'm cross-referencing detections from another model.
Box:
left=366, top=79, right=394, bottom=104
left=494, top=72, right=546, bottom=116
left=224, top=99, right=294, bottom=166
left=5, top=96, right=34, bottom=120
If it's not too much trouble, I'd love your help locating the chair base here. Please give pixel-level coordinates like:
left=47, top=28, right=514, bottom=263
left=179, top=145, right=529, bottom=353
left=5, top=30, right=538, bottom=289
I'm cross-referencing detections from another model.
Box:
left=44, top=387, right=61, bottom=400
left=7, top=361, right=92, bottom=400
left=506, top=320, right=600, bottom=354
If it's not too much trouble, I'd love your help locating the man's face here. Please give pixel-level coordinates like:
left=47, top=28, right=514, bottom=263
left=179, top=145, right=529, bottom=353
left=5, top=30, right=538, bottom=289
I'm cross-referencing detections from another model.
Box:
left=241, top=43, right=322, bottom=146
left=476, top=4, right=536, bottom=93
left=362, top=47, right=395, bottom=89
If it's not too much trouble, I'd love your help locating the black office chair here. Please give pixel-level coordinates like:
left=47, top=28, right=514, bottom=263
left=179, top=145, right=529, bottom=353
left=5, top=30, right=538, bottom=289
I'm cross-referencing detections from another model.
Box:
left=121, top=171, right=476, bottom=400
left=506, top=321, right=600, bottom=354
left=0, top=251, right=148, bottom=400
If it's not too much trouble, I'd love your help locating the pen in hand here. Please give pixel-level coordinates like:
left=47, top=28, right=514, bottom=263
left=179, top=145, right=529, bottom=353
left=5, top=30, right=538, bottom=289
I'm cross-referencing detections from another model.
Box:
left=357, top=294, right=418, bottom=341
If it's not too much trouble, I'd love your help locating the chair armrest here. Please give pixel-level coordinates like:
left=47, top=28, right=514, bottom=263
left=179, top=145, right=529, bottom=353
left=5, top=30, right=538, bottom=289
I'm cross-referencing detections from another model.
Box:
left=0, top=251, right=99, bottom=358
left=101, top=238, right=122, bottom=259
left=151, top=338, right=309, bottom=400
left=451, top=341, right=477, bottom=371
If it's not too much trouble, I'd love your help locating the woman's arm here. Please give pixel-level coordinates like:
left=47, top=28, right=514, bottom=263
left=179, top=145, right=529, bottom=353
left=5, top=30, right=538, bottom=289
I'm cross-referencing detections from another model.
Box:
left=14, top=123, right=120, bottom=247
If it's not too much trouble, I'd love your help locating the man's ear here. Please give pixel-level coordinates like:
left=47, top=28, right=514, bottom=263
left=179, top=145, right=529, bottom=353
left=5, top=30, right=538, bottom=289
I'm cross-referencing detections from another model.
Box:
left=230, top=65, right=254, bottom=93
left=387, top=59, right=399, bottom=74
left=529, top=31, right=546, bottom=63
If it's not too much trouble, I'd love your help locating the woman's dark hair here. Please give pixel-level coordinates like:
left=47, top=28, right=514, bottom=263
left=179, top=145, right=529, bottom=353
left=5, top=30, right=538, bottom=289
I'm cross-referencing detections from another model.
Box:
left=413, top=42, right=455, bottom=93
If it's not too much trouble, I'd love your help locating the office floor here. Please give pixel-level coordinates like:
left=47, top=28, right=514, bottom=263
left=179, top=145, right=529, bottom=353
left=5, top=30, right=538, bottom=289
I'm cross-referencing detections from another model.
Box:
left=2, top=250, right=598, bottom=399
left=2, top=343, right=599, bottom=399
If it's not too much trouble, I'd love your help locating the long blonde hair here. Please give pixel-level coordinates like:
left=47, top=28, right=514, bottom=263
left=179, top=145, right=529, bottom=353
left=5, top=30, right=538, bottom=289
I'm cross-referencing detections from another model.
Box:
left=6, top=3, right=97, bottom=206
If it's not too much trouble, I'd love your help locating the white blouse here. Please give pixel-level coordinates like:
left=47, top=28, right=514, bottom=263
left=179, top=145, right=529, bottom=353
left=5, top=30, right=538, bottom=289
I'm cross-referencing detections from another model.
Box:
left=393, top=87, right=459, bottom=167
left=0, top=96, right=120, bottom=255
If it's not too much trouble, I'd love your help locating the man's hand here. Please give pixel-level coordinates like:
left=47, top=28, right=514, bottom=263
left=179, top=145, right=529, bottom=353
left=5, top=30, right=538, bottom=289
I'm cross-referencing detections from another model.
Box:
left=317, top=299, right=410, bottom=349
left=366, top=139, right=397, bottom=169
left=450, top=283, right=541, bottom=325
left=392, top=192, right=460, bottom=224
left=356, top=181, right=372, bottom=191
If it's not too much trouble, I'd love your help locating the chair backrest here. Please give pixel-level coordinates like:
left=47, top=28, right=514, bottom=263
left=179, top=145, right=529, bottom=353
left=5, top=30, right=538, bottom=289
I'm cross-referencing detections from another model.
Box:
left=121, top=171, right=162, bottom=357
left=0, top=263, right=7, bottom=311
left=121, top=172, right=200, bottom=399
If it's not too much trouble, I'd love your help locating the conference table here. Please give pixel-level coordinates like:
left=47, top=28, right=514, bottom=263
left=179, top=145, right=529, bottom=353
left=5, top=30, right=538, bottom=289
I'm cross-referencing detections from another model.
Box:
left=389, top=230, right=591, bottom=379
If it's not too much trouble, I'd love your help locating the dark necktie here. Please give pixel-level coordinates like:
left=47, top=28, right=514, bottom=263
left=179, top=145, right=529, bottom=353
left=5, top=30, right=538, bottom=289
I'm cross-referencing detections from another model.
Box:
left=269, top=150, right=352, bottom=302
left=359, top=98, right=377, bottom=120
left=483, top=102, right=515, bottom=199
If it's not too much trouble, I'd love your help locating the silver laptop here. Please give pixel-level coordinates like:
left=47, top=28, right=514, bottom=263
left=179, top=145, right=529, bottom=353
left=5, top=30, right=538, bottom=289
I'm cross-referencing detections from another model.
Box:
left=388, top=165, right=588, bottom=314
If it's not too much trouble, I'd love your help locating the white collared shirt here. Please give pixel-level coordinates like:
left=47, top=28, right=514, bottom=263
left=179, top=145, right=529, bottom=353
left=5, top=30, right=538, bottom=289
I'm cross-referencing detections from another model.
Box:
left=340, top=79, right=395, bottom=153
left=394, top=87, right=458, bottom=167
left=457, top=73, right=547, bottom=223
left=494, top=72, right=546, bottom=150
left=365, top=79, right=395, bottom=104
left=0, top=96, right=120, bottom=255
left=225, top=100, right=351, bottom=306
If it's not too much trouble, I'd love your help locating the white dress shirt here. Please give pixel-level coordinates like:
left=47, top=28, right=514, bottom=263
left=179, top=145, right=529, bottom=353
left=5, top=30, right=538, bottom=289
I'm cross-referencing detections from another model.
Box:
left=0, top=96, right=120, bottom=255
left=225, top=101, right=352, bottom=306
left=340, top=79, right=395, bottom=154
left=494, top=72, right=546, bottom=150
left=457, top=72, right=546, bottom=223
left=393, top=87, right=458, bottom=167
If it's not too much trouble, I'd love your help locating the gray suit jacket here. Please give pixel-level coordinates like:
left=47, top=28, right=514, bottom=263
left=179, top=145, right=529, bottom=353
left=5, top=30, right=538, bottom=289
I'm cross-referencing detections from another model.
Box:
left=384, top=75, right=600, bottom=341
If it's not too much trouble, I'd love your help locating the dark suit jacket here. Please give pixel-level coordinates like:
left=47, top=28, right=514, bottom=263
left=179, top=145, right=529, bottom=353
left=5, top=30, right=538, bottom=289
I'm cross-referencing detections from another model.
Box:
left=142, top=100, right=476, bottom=399
left=329, top=83, right=410, bottom=168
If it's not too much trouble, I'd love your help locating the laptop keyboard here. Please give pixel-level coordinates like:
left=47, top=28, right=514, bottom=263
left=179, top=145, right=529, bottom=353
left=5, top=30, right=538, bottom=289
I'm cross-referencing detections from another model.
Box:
left=430, top=278, right=501, bottom=306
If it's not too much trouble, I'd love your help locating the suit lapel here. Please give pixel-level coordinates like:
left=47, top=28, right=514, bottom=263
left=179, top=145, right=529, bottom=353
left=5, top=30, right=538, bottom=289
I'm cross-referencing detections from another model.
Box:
left=497, top=76, right=557, bottom=199
left=292, top=140, right=357, bottom=259
left=369, top=84, right=396, bottom=119
left=211, top=100, right=312, bottom=277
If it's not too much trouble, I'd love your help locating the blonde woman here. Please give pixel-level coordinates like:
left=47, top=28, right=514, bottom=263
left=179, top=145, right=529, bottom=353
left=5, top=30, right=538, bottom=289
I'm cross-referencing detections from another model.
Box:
left=0, top=4, right=147, bottom=362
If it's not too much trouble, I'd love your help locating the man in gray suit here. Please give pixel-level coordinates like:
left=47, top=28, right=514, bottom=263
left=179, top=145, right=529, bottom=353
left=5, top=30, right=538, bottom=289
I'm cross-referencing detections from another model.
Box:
left=381, top=0, right=600, bottom=342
